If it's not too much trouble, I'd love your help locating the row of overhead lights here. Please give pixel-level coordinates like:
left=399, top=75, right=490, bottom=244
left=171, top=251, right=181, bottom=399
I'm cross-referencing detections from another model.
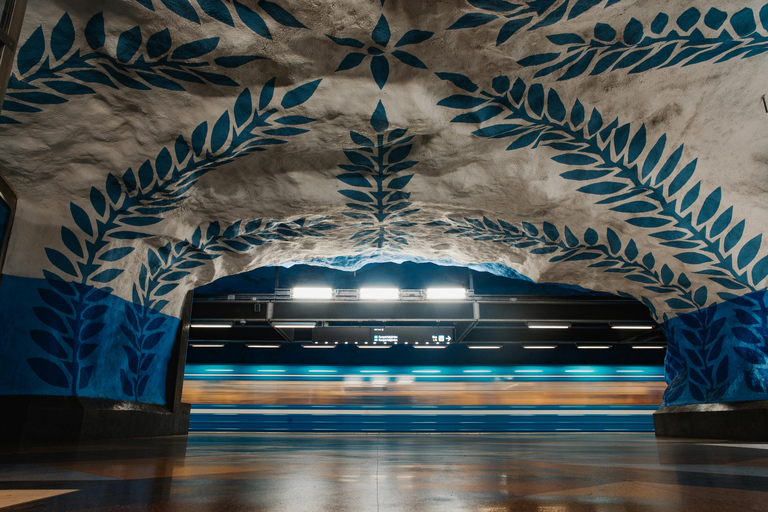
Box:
left=293, top=287, right=466, bottom=300
left=189, top=343, right=665, bottom=349
left=191, top=321, right=656, bottom=329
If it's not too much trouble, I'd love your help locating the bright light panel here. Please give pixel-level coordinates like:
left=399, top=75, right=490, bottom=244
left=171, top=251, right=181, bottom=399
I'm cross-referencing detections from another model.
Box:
left=246, top=344, right=281, bottom=348
left=359, top=345, right=391, bottom=349
left=414, top=346, right=445, bottom=349
left=612, top=324, right=654, bottom=330
left=359, top=287, right=399, bottom=300
left=190, top=322, right=232, bottom=328
left=190, top=344, right=225, bottom=348
left=632, top=345, right=666, bottom=349
left=468, top=345, right=501, bottom=349
left=292, top=287, right=333, bottom=300
left=273, top=322, right=317, bottom=329
left=426, top=287, right=466, bottom=300
left=527, top=322, right=571, bottom=329
left=523, top=345, right=556, bottom=349
left=302, top=345, right=334, bottom=349
left=577, top=345, right=611, bottom=349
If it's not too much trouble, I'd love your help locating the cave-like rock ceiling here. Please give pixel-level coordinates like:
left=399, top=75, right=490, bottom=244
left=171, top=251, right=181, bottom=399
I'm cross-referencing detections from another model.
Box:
left=2, top=0, right=767, bottom=323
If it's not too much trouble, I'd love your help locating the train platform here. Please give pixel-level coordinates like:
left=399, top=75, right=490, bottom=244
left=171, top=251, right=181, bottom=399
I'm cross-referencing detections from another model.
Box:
left=1, top=433, right=767, bottom=511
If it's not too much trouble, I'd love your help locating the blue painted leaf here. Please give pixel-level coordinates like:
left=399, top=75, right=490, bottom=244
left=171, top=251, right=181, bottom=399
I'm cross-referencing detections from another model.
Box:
left=91, top=268, right=124, bottom=283
left=751, top=254, right=768, bottom=285
left=199, top=0, right=234, bottom=25
left=388, top=145, right=412, bottom=163
left=371, top=14, right=391, bottom=47
left=730, top=7, right=756, bottom=36
left=171, top=37, right=219, bottom=60
left=30, top=330, right=68, bottom=358
left=435, top=73, right=478, bottom=93
left=281, top=79, right=321, bottom=109
left=724, top=220, right=745, bottom=253
left=325, top=34, right=364, bottom=49
left=518, top=53, right=560, bottom=67
left=28, top=358, right=69, bottom=388
left=392, top=50, right=427, bottom=69
left=623, top=239, right=638, bottom=260
left=580, top=227, right=597, bottom=245
left=33, top=307, right=69, bottom=334
left=563, top=226, right=578, bottom=247
left=117, top=26, right=142, bottom=63
left=623, top=18, right=643, bottom=44
left=552, top=154, right=597, bottom=166
left=6, top=91, right=66, bottom=104
left=234, top=1, right=271, bottom=38
left=370, top=56, right=389, bottom=89
left=696, top=188, right=721, bottom=225
left=653, top=144, right=683, bottom=185
left=735, top=309, right=758, bottom=326
left=527, top=84, right=545, bottom=116
left=78, top=364, right=95, bottom=389
left=531, top=0, right=567, bottom=30
left=229, top=88, right=253, bottom=128
left=522, top=222, right=539, bottom=236
left=211, top=111, right=230, bottom=153
left=138, top=160, right=154, bottom=189
left=468, top=0, right=517, bottom=11
left=693, top=286, right=707, bottom=307
left=146, top=29, right=172, bottom=58
left=569, top=0, right=601, bottom=20
left=85, top=12, right=106, bottom=50
left=143, top=332, right=165, bottom=350
left=594, top=22, right=616, bottom=41
left=735, top=346, right=765, bottom=365
left=98, top=247, right=135, bottom=262
left=336, top=52, right=365, bottom=71
left=206, top=221, right=221, bottom=239
left=640, top=253, right=655, bottom=270
left=733, top=326, right=761, bottom=344
left=51, top=13, right=75, bottom=60
left=577, top=182, right=627, bottom=195
left=611, top=201, right=657, bottom=213
left=59, top=226, right=83, bottom=259
left=506, top=130, right=541, bottom=150
left=665, top=159, right=696, bottom=197
left=155, top=283, right=179, bottom=296
left=761, top=4, right=768, bottom=30
left=396, top=30, right=433, bottom=47
left=650, top=12, right=668, bottom=34
left=161, top=0, right=200, bottom=23
left=259, top=0, right=306, bottom=28
left=387, top=174, right=413, bottom=190
left=155, top=148, right=172, bottom=180
left=83, top=305, right=108, bottom=321
left=191, top=121, right=208, bottom=156
left=626, top=217, right=671, bottom=228
left=120, top=216, right=163, bottom=226
left=497, top=17, right=532, bottom=46
left=337, top=173, right=371, bottom=188
left=349, top=131, right=373, bottom=147
left=666, top=298, right=693, bottom=310
left=110, top=231, right=154, bottom=240
left=80, top=322, right=105, bottom=341
left=546, top=89, right=566, bottom=122
left=587, top=108, right=602, bottom=135
left=45, top=248, right=78, bottom=277
left=438, top=95, right=487, bottom=109
left=560, top=169, right=611, bottom=181
left=17, top=27, right=45, bottom=75
left=448, top=13, right=498, bottom=30
left=120, top=369, right=134, bottom=396
left=44, top=81, right=95, bottom=95
left=674, top=252, right=713, bottom=264
left=660, top=264, right=673, bottom=285
left=680, top=182, right=700, bottom=212
left=340, top=190, right=374, bottom=202
left=737, top=234, right=762, bottom=270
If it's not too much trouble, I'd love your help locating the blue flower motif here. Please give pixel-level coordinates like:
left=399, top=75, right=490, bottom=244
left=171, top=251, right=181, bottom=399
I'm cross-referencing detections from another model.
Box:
left=326, top=14, right=433, bottom=89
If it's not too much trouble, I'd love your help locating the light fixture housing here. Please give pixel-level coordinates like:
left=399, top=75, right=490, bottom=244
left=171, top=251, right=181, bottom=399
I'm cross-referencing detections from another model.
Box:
left=359, top=287, right=400, bottom=300
left=272, top=321, right=317, bottom=329
left=632, top=345, right=666, bottom=349
left=577, top=345, right=611, bottom=349
left=301, top=344, right=335, bottom=349
left=523, top=345, right=556, bottom=349
left=246, top=344, right=281, bottom=348
left=611, top=323, right=654, bottom=330
left=190, top=322, right=233, bottom=328
left=468, top=345, right=501, bottom=349
left=425, top=287, right=467, bottom=300
left=189, top=343, right=225, bottom=348
left=292, top=287, right=333, bottom=300
left=527, top=322, right=571, bottom=329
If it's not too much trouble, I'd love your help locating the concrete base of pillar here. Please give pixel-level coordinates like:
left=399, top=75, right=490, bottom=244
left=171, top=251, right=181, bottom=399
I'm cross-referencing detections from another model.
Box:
left=654, top=400, right=768, bottom=441
left=0, top=395, right=190, bottom=444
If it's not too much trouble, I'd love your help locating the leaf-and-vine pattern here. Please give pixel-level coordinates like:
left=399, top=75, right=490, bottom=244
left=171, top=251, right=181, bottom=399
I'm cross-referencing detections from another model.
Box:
left=2, top=11, right=263, bottom=124
left=26, top=77, right=322, bottom=400
left=435, top=74, right=768, bottom=313
left=447, top=0, right=624, bottom=46
left=518, top=6, right=768, bottom=80
left=338, top=102, right=420, bottom=250
left=119, top=216, right=338, bottom=399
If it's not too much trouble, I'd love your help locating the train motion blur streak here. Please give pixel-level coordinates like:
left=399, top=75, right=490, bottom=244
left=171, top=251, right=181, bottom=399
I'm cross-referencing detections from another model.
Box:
left=183, top=365, right=665, bottom=432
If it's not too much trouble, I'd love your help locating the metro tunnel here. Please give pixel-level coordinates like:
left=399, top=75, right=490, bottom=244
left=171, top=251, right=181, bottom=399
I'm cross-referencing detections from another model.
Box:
left=0, top=0, right=767, bottom=510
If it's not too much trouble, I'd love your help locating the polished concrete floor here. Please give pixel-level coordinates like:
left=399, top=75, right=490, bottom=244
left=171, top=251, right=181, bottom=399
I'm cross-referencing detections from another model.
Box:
left=1, top=433, right=768, bottom=511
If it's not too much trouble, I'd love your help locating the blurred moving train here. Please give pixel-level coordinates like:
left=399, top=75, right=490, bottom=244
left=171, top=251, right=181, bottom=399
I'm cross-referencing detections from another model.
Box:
left=183, top=365, right=665, bottom=432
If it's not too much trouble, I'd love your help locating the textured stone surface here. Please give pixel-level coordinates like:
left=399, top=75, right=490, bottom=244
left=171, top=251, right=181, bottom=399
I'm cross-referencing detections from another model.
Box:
left=1, top=0, right=767, bottom=405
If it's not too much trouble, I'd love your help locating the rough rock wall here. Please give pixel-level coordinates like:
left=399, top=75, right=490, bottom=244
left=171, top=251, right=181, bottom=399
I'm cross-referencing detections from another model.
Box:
left=0, top=0, right=766, bottom=405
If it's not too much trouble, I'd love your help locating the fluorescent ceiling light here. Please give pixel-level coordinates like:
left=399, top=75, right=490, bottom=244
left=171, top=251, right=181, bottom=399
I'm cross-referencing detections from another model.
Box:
left=273, top=322, right=317, bottom=329
left=257, top=369, right=285, bottom=372
left=632, top=345, right=666, bottom=349
left=361, top=370, right=388, bottom=373
left=308, top=369, right=336, bottom=373
left=359, top=287, right=399, bottom=300
left=190, top=322, right=232, bottom=328
left=292, top=287, right=333, bottom=300
left=468, top=345, right=501, bottom=349
left=463, top=370, right=492, bottom=373
left=413, top=370, right=440, bottom=373
left=205, top=369, right=233, bottom=372
left=514, top=369, right=543, bottom=373
left=523, top=345, right=556, bottom=349
left=611, top=324, right=654, bottom=330
left=426, top=287, right=466, bottom=300
left=617, top=370, right=643, bottom=373
left=527, top=322, right=571, bottom=329
left=565, top=369, right=595, bottom=373
left=359, top=345, right=391, bottom=349
left=577, top=345, right=611, bottom=349
left=189, top=344, right=225, bottom=348
left=246, top=344, right=281, bottom=348
left=414, top=346, right=446, bottom=349
left=302, top=345, right=335, bottom=349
